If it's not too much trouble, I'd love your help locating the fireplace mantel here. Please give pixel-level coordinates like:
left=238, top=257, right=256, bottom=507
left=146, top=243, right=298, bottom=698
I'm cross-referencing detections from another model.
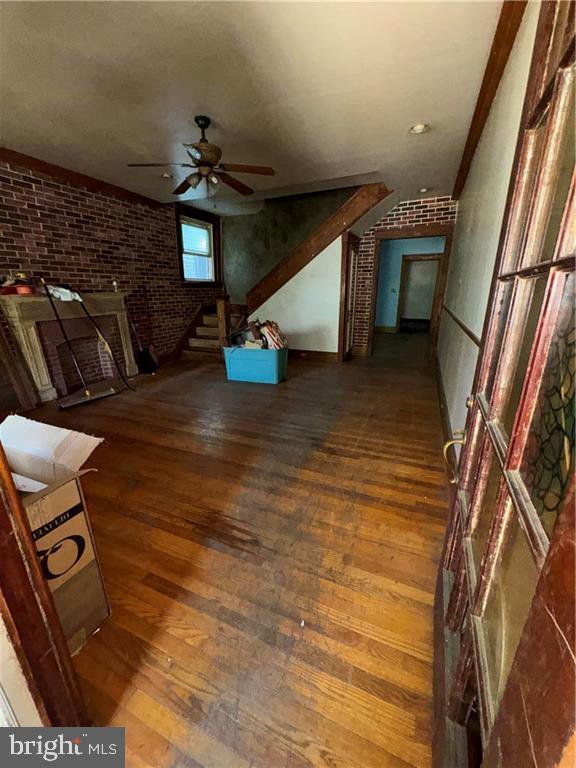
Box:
left=0, top=292, right=138, bottom=402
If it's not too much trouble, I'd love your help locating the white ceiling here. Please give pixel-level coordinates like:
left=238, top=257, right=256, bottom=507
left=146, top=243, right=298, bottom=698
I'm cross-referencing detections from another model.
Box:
left=0, top=1, right=501, bottom=214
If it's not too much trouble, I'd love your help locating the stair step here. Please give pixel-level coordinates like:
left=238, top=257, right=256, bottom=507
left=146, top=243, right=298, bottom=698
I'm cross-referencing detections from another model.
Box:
left=196, top=326, right=219, bottom=338
left=188, top=338, right=221, bottom=350
left=203, top=315, right=218, bottom=327
left=181, top=349, right=222, bottom=363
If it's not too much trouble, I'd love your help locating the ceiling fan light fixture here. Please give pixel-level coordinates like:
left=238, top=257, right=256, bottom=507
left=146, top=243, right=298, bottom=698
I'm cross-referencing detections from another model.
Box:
left=419, top=187, right=430, bottom=193
left=131, top=116, right=273, bottom=199
left=187, top=173, right=202, bottom=190
left=184, top=143, right=202, bottom=160
left=409, top=123, right=431, bottom=135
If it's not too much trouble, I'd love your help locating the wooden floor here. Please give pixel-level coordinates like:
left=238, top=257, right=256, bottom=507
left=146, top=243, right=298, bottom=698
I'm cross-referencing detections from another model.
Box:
left=41, top=333, right=448, bottom=768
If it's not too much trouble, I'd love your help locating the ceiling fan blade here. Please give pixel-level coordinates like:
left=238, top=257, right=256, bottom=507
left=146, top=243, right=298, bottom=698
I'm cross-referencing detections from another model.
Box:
left=172, top=178, right=192, bottom=195
left=218, top=172, right=254, bottom=196
left=217, top=163, right=275, bottom=176
left=127, top=162, right=195, bottom=167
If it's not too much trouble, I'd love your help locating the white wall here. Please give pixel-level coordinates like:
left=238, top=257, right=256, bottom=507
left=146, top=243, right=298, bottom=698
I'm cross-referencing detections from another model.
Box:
left=403, top=260, right=439, bottom=320
left=438, top=2, right=539, bottom=438
left=0, top=614, right=43, bottom=726
left=249, top=237, right=342, bottom=352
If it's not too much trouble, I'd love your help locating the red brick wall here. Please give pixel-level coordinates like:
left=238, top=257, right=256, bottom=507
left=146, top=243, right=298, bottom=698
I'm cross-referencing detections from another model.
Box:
left=0, top=161, right=223, bottom=358
left=353, top=195, right=458, bottom=350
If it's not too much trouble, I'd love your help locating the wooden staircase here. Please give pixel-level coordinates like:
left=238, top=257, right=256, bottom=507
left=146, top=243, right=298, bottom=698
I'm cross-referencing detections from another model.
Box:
left=247, top=182, right=391, bottom=314
left=181, top=301, right=247, bottom=362
left=182, top=310, right=221, bottom=362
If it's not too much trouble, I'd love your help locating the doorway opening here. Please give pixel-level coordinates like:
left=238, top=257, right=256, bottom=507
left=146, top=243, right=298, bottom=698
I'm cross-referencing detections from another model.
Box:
left=374, top=236, right=445, bottom=335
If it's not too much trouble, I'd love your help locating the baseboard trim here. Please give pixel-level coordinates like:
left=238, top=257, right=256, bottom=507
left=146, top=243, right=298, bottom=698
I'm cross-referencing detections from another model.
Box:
left=289, top=349, right=338, bottom=363
left=351, top=346, right=370, bottom=357
left=374, top=325, right=397, bottom=334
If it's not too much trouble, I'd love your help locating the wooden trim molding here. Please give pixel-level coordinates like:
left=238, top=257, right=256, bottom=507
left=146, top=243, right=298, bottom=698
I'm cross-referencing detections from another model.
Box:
left=288, top=349, right=338, bottom=363
left=0, top=147, right=163, bottom=208
left=452, top=1, right=528, bottom=199
left=432, top=350, right=458, bottom=497
left=441, top=305, right=482, bottom=347
left=175, top=203, right=223, bottom=287
left=0, top=323, right=37, bottom=412
left=247, top=182, right=391, bottom=313
left=338, top=231, right=360, bottom=362
left=0, top=446, right=85, bottom=725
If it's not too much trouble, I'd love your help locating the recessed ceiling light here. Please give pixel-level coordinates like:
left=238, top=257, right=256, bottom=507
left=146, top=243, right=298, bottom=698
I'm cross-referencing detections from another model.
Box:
left=409, top=123, right=431, bottom=135
left=419, top=187, right=430, bottom=193
left=161, top=172, right=173, bottom=179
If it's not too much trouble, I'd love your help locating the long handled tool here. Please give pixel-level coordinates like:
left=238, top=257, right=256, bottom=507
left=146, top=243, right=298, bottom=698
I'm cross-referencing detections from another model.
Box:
left=127, top=310, right=159, bottom=374
left=76, top=296, right=135, bottom=391
left=41, top=279, right=124, bottom=409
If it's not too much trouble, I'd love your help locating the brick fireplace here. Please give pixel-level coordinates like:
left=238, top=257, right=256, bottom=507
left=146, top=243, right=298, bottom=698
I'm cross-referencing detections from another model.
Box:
left=0, top=292, right=138, bottom=402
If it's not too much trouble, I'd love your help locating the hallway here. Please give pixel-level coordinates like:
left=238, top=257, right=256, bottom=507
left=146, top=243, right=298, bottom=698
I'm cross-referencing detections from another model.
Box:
left=41, top=336, right=448, bottom=768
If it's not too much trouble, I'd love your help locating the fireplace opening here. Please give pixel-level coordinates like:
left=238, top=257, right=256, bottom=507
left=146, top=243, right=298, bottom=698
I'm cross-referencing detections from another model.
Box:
left=39, top=315, right=125, bottom=398
left=57, top=335, right=115, bottom=394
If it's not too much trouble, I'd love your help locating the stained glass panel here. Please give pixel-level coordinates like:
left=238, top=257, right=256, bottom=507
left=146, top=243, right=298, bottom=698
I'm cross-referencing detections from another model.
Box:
left=520, top=272, right=575, bottom=537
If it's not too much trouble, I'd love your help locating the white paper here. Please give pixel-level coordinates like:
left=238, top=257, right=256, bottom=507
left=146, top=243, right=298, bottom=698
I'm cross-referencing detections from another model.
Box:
left=11, top=473, right=48, bottom=493
left=0, top=415, right=103, bottom=484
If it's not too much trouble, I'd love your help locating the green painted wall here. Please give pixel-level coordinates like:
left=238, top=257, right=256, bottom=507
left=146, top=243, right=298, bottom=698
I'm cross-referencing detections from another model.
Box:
left=222, top=187, right=356, bottom=303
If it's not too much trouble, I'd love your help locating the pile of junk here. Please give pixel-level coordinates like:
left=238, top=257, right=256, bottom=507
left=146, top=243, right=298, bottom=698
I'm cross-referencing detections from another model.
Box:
left=230, top=319, right=287, bottom=351
left=224, top=319, right=288, bottom=384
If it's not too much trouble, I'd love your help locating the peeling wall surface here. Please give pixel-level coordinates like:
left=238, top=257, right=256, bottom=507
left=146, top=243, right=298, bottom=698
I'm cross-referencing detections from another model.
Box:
left=222, top=188, right=354, bottom=304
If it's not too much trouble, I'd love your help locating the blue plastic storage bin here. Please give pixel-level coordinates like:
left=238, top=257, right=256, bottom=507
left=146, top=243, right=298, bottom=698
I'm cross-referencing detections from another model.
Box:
left=223, top=346, right=288, bottom=384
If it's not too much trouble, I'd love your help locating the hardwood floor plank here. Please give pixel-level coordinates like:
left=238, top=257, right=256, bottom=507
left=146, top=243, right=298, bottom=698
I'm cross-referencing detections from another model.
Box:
left=34, top=333, right=447, bottom=767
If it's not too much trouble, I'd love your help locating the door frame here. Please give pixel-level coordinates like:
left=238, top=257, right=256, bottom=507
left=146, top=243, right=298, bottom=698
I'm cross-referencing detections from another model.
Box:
left=435, top=1, right=576, bottom=762
left=0, top=446, right=85, bottom=725
left=368, top=223, right=454, bottom=355
left=338, top=231, right=360, bottom=362
left=396, top=253, right=442, bottom=333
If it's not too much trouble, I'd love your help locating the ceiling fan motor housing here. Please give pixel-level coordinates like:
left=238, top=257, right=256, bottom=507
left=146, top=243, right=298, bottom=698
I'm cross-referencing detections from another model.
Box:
left=192, top=142, right=222, bottom=167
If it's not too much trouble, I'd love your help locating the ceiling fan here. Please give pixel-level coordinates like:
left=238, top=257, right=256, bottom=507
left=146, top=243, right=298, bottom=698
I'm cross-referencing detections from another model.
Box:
left=127, top=115, right=275, bottom=197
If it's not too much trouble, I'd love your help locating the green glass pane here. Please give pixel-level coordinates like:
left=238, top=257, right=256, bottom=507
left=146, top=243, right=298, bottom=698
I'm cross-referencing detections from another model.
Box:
left=471, top=450, right=504, bottom=570
left=482, top=505, right=539, bottom=712
left=501, top=277, right=547, bottom=438
left=483, top=282, right=514, bottom=403
left=520, top=272, right=575, bottom=537
left=538, top=82, right=575, bottom=263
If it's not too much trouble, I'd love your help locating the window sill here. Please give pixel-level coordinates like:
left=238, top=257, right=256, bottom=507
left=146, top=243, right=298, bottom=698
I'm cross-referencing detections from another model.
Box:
left=181, top=280, right=224, bottom=288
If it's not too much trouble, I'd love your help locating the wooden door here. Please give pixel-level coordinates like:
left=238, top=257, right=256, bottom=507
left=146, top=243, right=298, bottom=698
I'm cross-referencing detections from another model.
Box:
left=437, top=5, right=575, bottom=765
left=338, top=232, right=360, bottom=362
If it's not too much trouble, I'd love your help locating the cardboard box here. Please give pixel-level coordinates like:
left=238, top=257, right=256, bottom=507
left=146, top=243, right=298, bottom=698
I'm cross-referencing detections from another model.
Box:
left=0, top=415, right=110, bottom=655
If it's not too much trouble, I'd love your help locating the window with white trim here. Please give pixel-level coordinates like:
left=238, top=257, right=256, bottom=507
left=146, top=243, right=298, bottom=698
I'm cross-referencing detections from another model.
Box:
left=179, top=217, right=215, bottom=282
